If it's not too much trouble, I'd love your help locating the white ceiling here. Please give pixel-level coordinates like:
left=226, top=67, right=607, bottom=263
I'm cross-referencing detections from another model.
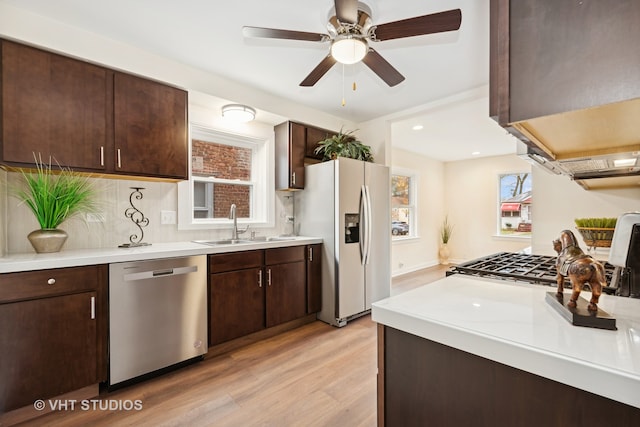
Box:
left=1, top=0, right=516, bottom=162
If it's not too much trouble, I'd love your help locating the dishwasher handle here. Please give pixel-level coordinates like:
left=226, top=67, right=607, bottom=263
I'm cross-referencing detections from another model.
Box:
left=124, top=265, right=199, bottom=281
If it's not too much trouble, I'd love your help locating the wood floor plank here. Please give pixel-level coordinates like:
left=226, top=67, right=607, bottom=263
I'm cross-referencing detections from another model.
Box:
left=16, top=266, right=444, bottom=427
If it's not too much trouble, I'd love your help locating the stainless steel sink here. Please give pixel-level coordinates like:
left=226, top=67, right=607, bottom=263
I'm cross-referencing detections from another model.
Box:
left=193, top=236, right=297, bottom=246
left=193, top=239, right=253, bottom=246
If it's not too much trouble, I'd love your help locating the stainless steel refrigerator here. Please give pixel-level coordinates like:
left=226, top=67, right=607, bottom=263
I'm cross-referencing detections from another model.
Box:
left=297, top=157, right=391, bottom=327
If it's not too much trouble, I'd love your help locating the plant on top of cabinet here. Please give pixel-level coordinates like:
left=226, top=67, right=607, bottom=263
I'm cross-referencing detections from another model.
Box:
left=314, top=128, right=373, bottom=162
left=9, top=156, right=98, bottom=253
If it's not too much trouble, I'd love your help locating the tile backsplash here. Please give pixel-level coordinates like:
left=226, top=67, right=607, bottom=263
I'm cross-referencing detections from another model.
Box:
left=3, top=173, right=293, bottom=254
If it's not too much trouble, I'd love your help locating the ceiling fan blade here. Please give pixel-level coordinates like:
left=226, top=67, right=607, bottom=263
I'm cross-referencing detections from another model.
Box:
left=243, top=26, right=327, bottom=42
left=362, top=49, right=405, bottom=87
left=335, top=0, right=358, bottom=24
left=300, top=55, right=337, bottom=87
left=372, top=9, right=462, bottom=41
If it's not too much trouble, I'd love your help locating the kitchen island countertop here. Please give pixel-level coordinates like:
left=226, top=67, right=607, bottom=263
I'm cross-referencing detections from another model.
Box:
left=372, top=274, right=640, bottom=409
left=0, top=236, right=323, bottom=273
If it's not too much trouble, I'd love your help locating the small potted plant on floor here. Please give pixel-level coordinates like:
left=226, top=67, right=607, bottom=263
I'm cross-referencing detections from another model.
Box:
left=439, top=216, right=454, bottom=265
left=10, top=156, right=98, bottom=253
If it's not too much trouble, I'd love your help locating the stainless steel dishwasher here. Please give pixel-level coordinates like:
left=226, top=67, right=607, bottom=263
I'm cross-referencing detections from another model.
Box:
left=109, top=255, right=207, bottom=386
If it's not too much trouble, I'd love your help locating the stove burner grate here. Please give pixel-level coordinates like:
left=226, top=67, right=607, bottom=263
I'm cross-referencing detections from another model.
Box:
left=447, top=252, right=617, bottom=292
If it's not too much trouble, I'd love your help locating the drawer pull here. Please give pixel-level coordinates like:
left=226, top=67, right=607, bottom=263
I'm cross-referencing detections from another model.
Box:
left=258, top=270, right=262, bottom=288
left=47, top=278, right=56, bottom=285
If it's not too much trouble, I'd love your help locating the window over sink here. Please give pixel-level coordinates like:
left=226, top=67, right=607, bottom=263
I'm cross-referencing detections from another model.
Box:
left=178, top=123, right=274, bottom=230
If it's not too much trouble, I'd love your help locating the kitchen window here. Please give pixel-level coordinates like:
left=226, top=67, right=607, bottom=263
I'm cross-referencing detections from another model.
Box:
left=498, top=172, right=532, bottom=236
left=178, top=124, right=273, bottom=229
left=391, top=170, right=417, bottom=239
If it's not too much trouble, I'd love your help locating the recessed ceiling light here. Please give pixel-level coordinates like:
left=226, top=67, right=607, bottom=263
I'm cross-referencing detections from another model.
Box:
left=412, top=125, right=423, bottom=131
left=471, top=151, right=481, bottom=156
left=613, top=158, right=637, bottom=167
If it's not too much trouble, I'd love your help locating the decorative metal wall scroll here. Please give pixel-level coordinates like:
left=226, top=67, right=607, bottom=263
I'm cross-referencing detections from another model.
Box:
left=119, top=187, right=151, bottom=248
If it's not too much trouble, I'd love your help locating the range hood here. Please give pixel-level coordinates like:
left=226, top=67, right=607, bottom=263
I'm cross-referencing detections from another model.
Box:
left=511, top=98, right=640, bottom=190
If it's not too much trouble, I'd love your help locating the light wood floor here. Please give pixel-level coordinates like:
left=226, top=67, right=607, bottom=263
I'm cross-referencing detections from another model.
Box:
left=19, top=265, right=448, bottom=427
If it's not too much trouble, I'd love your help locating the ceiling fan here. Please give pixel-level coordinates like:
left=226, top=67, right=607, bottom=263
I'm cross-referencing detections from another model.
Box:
left=242, top=0, right=462, bottom=87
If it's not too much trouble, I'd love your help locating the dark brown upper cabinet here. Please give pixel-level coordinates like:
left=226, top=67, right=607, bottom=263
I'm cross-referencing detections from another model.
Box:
left=490, top=0, right=640, bottom=160
left=114, top=72, right=188, bottom=179
left=274, top=121, right=335, bottom=190
left=0, top=39, right=188, bottom=180
left=1, top=40, right=110, bottom=170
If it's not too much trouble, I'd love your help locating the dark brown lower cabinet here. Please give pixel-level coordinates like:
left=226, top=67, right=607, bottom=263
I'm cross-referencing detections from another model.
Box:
left=266, top=250, right=306, bottom=328
left=208, top=245, right=321, bottom=346
left=306, top=244, right=322, bottom=314
left=209, top=267, right=265, bottom=345
left=0, top=265, right=107, bottom=414
left=379, top=325, right=640, bottom=427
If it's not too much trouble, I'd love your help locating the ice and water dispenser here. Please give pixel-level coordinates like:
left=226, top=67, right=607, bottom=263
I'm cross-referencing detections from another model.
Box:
left=345, top=213, right=360, bottom=244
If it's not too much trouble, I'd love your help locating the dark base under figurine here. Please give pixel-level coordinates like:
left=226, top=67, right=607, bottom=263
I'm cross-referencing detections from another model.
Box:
left=118, top=242, right=152, bottom=248
left=545, top=292, right=617, bottom=330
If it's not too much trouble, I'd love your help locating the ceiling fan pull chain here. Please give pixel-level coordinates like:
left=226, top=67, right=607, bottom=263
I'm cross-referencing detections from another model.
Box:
left=341, top=63, right=346, bottom=106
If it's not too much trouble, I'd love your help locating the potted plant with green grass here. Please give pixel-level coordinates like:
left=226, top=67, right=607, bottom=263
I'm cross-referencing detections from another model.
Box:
left=10, top=157, right=98, bottom=253
left=314, top=128, right=374, bottom=162
left=439, top=216, right=454, bottom=265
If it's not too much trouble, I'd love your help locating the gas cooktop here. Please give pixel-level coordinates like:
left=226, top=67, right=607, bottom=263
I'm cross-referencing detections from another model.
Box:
left=447, top=252, right=619, bottom=295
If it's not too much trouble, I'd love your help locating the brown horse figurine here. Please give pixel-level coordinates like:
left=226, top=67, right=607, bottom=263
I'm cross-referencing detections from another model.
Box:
left=553, top=230, right=607, bottom=312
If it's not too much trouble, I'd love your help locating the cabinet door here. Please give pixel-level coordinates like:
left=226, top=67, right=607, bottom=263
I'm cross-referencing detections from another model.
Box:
left=1, top=40, right=109, bottom=170
left=114, top=72, right=188, bottom=179
left=0, top=292, right=97, bottom=413
left=306, top=244, right=322, bottom=313
left=289, top=122, right=306, bottom=189
left=209, top=268, right=265, bottom=345
left=266, top=261, right=306, bottom=328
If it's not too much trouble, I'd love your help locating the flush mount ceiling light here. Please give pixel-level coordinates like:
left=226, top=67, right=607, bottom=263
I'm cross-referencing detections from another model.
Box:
left=221, top=104, right=256, bottom=123
left=330, top=35, right=368, bottom=65
left=412, top=125, right=424, bottom=131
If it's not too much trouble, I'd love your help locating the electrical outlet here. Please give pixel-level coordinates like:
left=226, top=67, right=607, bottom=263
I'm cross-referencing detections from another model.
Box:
left=160, top=210, right=177, bottom=225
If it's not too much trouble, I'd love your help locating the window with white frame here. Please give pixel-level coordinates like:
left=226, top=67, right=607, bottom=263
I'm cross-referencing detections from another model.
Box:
left=498, top=172, right=532, bottom=236
left=178, top=124, right=272, bottom=229
left=391, top=170, right=417, bottom=238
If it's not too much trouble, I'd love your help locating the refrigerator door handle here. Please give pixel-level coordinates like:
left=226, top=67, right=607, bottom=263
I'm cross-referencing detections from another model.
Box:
left=363, top=185, right=373, bottom=265
left=359, top=185, right=367, bottom=265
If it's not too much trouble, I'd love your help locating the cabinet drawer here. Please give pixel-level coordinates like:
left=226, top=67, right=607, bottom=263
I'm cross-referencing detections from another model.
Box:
left=265, top=246, right=305, bottom=265
left=209, top=250, right=264, bottom=273
left=0, top=265, right=102, bottom=303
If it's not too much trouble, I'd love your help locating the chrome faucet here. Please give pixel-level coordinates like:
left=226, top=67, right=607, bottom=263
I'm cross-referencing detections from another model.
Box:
left=229, top=203, right=249, bottom=240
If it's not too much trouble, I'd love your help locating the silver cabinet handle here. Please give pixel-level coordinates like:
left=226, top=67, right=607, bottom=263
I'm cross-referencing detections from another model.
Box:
left=117, top=148, right=122, bottom=168
left=308, top=247, right=313, bottom=262
left=90, top=296, right=96, bottom=320
left=267, top=268, right=272, bottom=286
left=258, top=270, right=262, bottom=287
left=47, top=278, right=56, bottom=285
left=292, top=171, right=296, bottom=186
left=100, top=146, right=104, bottom=166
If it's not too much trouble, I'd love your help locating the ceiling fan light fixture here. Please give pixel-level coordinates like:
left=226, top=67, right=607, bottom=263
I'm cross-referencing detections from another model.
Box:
left=221, top=104, right=256, bottom=123
left=331, top=35, right=368, bottom=64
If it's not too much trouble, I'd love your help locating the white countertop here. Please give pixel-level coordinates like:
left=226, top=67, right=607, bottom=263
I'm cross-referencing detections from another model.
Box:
left=372, top=274, right=640, bottom=409
left=0, top=236, right=323, bottom=273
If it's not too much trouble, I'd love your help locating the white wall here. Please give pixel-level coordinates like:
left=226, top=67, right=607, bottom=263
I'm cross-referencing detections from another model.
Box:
left=443, top=154, right=532, bottom=262
left=391, top=148, right=445, bottom=276
left=530, top=168, right=640, bottom=256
